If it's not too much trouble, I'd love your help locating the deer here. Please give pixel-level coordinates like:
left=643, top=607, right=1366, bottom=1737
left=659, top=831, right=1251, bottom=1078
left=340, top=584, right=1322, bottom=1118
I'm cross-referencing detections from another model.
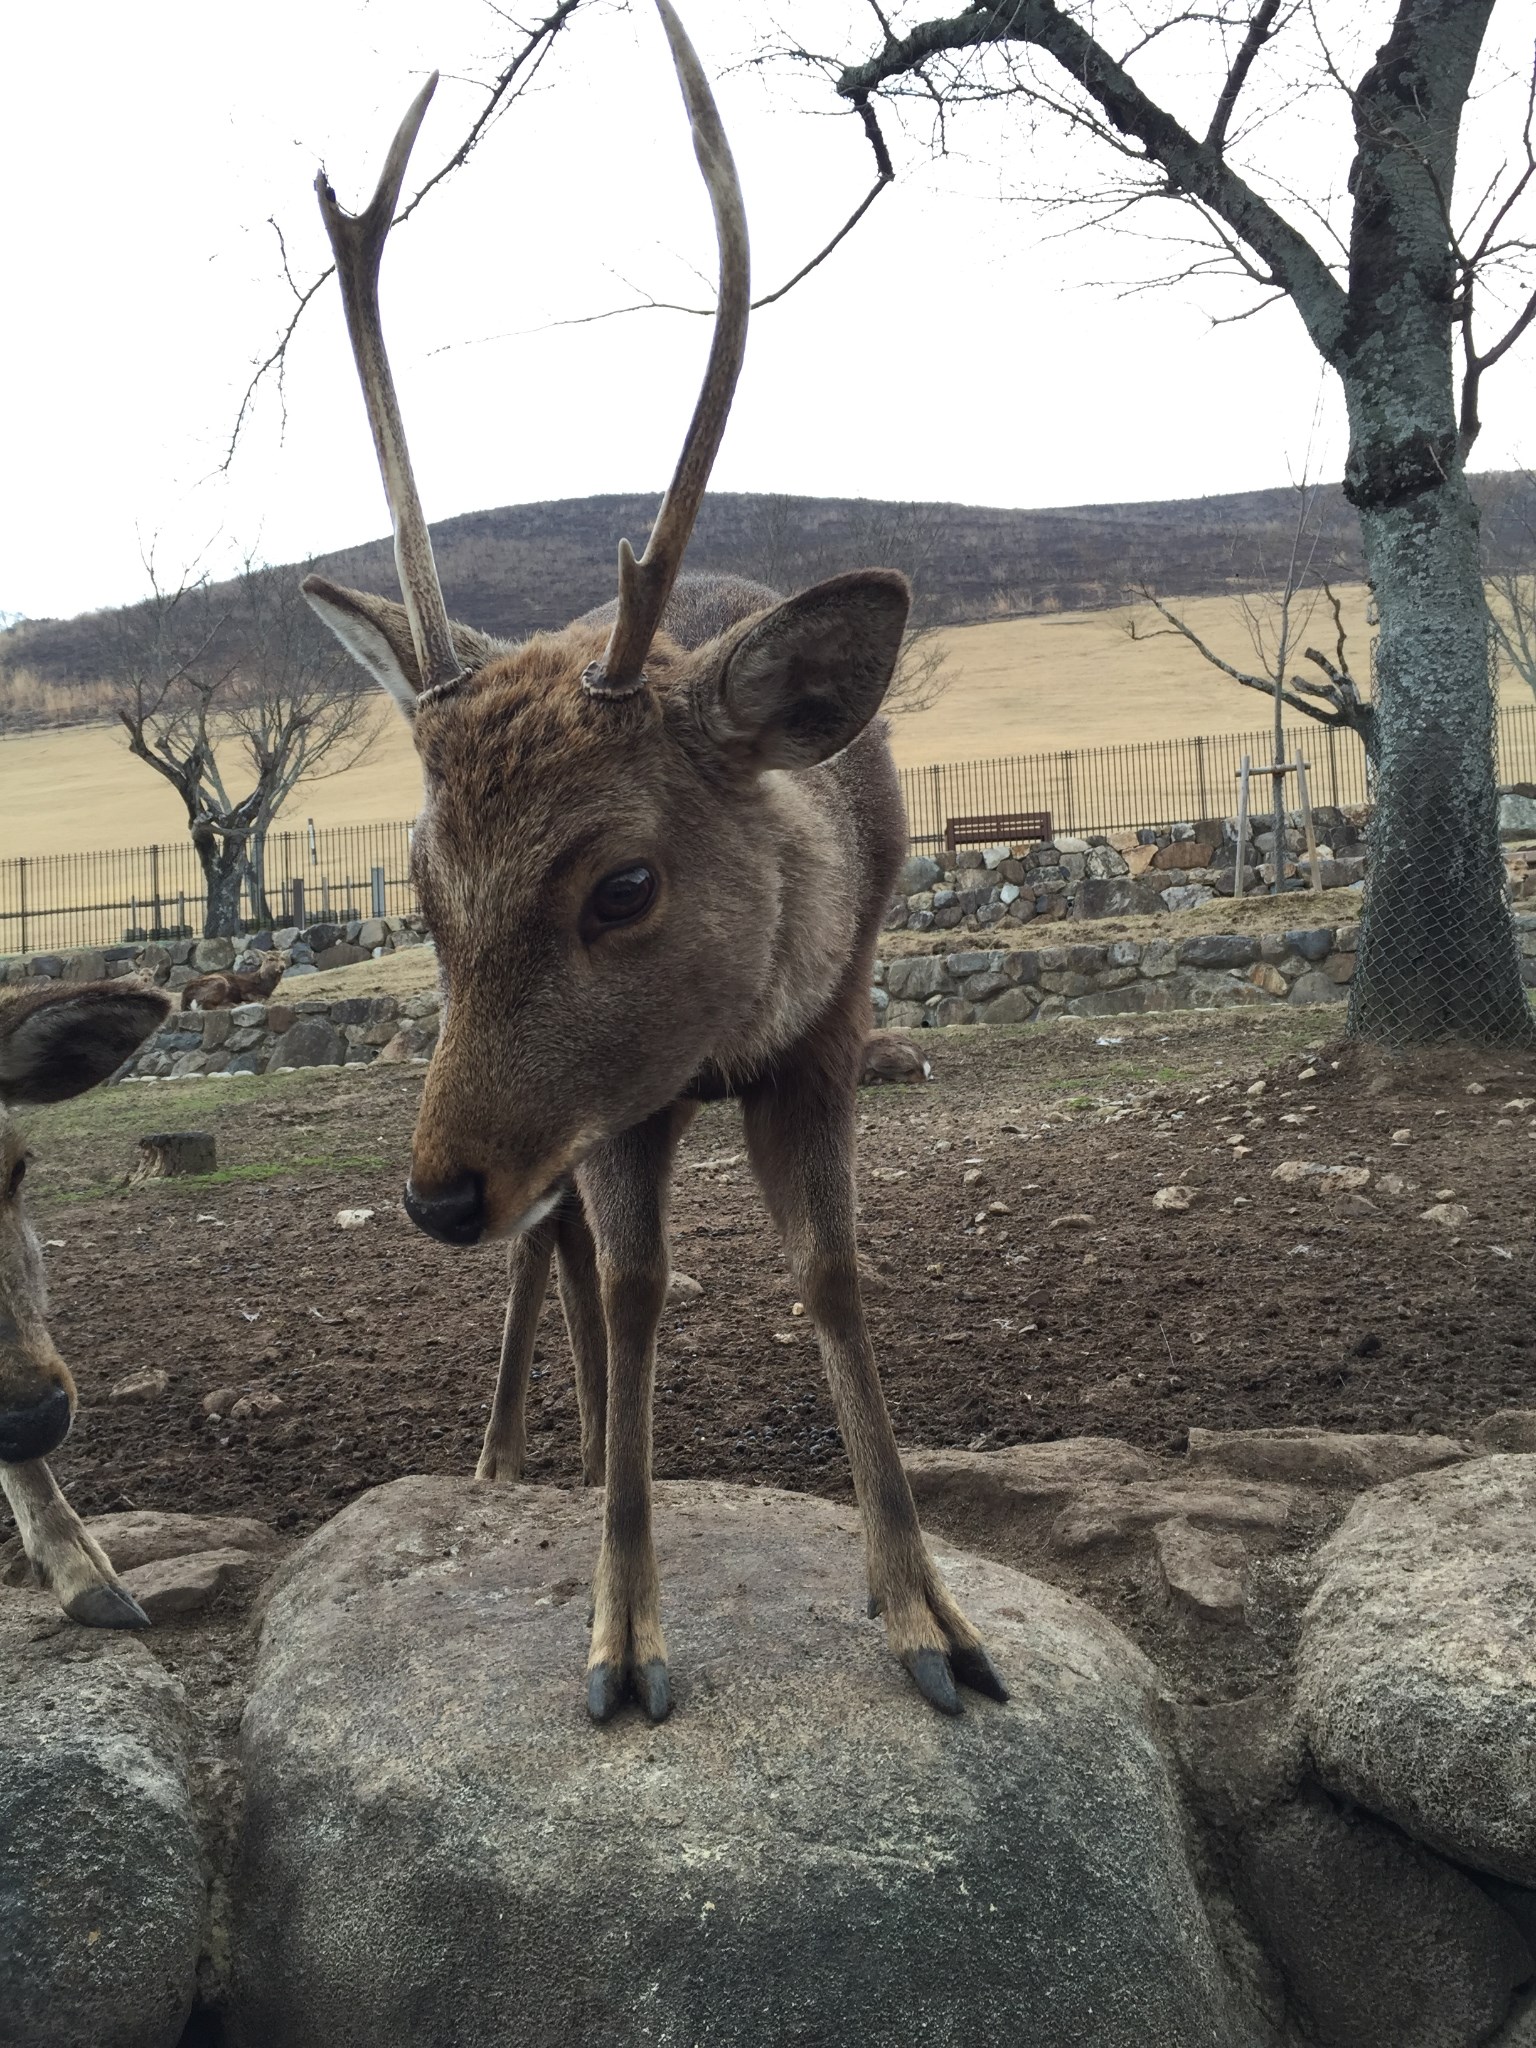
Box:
left=300, top=0, right=1006, bottom=1724
left=181, top=950, right=291, bottom=1011
left=0, top=981, right=171, bottom=1627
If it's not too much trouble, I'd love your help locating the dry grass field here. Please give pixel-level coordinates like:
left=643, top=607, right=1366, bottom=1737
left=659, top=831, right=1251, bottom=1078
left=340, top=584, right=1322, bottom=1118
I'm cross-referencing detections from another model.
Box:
left=3, top=582, right=1529, bottom=861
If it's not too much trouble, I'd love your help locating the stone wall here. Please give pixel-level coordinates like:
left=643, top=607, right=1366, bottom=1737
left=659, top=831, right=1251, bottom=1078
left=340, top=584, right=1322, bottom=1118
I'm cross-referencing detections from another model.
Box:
left=0, top=915, right=432, bottom=994
left=875, top=911, right=1536, bottom=1029
left=892, top=811, right=1372, bottom=937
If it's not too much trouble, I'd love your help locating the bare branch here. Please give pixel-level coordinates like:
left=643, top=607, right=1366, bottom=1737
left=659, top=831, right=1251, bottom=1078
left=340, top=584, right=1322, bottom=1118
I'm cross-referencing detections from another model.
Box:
left=1205, top=1, right=1284, bottom=158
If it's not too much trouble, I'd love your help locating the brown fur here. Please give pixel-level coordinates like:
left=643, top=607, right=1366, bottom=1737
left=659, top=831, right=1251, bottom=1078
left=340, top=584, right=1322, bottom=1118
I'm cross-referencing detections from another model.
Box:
left=0, top=982, right=169, bottom=1625
left=306, top=568, right=1007, bottom=1720
left=181, top=952, right=289, bottom=1011
left=861, top=1029, right=933, bottom=1085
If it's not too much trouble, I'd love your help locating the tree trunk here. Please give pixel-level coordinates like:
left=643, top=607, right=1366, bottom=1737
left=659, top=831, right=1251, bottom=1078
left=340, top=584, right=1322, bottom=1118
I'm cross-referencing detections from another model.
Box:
left=1348, top=470, right=1531, bottom=1044
left=193, top=825, right=248, bottom=940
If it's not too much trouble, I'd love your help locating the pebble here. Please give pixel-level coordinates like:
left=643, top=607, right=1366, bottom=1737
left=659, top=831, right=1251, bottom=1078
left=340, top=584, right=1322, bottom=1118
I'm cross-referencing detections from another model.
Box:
left=1151, top=1186, right=1195, bottom=1212
left=1048, top=1213, right=1095, bottom=1231
left=200, top=1386, right=246, bottom=1418
left=230, top=1392, right=285, bottom=1421
left=666, top=1271, right=704, bottom=1303
left=1390, top=1129, right=1412, bottom=1145
left=1465, top=1081, right=1486, bottom=1094
left=108, top=1368, right=170, bottom=1402
left=1420, top=1202, right=1470, bottom=1228
left=336, top=1208, right=375, bottom=1229
left=962, top=1167, right=985, bottom=1187
left=1246, top=1080, right=1267, bottom=1097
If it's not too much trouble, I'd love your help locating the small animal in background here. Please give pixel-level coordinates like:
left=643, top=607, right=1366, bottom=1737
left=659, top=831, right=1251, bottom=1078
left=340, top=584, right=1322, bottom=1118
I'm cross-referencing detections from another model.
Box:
left=181, top=951, right=290, bottom=1011
left=860, top=1031, right=932, bottom=1086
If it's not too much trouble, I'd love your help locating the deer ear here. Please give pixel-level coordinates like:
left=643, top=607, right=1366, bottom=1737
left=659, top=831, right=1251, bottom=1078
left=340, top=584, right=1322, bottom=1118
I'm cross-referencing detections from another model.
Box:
left=301, top=576, right=497, bottom=718
left=688, top=571, right=911, bottom=771
left=0, top=985, right=170, bottom=1105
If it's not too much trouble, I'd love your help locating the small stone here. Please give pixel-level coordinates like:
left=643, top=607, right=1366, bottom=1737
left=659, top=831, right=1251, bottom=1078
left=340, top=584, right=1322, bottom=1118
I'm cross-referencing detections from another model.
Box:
left=1048, top=1213, right=1095, bottom=1231
left=336, top=1208, right=375, bottom=1229
left=1376, top=1174, right=1409, bottom=1197
left=772, top=1332, right=796, bottom=1347
left=230, top=1392, right=285, bottom=1421
left=1246, top=1080, right=1267, bottom=1097
left=1153, top=1517, right=1246, bottom=1624
left=1502, top=1098, right=1534, bottom=1114
left=791, top=1302, right=805, bottom=1317
left=986, top=1200, right=1011, bottom=1216
left=1152, top=1186, right=1195, bottom=1212
left=667, top=1271, right=704, bottom=1302
left=1297, top=1067, right=1318, bottom=1081
left=1465, top=1081, right=1487, bottom=1095
left=1420, top=1203, right=1470, bottom=1228
left=1391, top=1129, right=1412, bottom=1146
left=201, top=1386, right=246, bottom=1418
left=119, top=1547, right=259, bottom=1621
left=108, top=1368, right=170, bottom=1403
left=962, top=1167, right=984, bottom=1187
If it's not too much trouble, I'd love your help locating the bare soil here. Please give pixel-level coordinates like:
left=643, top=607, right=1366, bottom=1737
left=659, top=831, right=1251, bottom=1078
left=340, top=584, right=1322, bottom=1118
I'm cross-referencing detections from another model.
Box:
left=16, top=1010, right=1536, bottom=1541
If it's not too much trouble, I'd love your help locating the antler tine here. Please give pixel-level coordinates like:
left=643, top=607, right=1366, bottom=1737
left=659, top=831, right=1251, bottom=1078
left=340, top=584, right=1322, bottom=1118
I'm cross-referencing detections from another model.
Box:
left=584, top=0, right=751, bottom=699
left=315, top=75, right=467, bottom=700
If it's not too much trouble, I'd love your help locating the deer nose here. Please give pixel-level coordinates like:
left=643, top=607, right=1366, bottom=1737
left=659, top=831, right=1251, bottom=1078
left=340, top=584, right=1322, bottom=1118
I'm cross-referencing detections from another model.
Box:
left=0, top=1385, right=72, bottom=1464
left=404, top=1171, right=486, bottom=1247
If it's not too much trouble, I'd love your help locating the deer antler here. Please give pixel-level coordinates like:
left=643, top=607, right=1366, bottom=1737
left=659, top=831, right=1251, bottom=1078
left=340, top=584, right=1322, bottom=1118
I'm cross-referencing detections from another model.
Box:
left=314, top=76, right=467, bottom=701
left=583, top=0, right=751, bottom=699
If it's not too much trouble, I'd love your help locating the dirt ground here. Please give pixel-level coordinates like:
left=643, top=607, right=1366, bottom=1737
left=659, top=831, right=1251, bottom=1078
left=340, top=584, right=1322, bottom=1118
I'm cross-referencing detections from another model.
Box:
left=14, top=1009, right=1535, bottom=1541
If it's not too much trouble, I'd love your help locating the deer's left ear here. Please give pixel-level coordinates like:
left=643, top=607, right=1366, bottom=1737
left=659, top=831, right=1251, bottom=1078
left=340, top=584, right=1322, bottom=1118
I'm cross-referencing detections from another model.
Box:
left=302, top=575, right=499, bottom=719
left=681, top=571, right=910, bottom=771
left=0, top=985, right=171, bottom=1105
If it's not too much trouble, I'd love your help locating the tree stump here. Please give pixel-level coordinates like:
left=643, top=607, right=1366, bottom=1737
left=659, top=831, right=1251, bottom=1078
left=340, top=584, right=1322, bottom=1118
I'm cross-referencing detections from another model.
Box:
left=131, top=1132, right=217, bottom=1183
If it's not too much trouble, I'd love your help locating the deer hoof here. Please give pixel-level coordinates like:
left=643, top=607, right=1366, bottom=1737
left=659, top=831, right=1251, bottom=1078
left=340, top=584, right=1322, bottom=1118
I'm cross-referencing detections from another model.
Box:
left=950, top=1640, right=1009, bottom=1703
left=586, top=1657, right=672, bottom=1724
left=902, top=1642, right=1009, bottom=1715
left=66, top=1581, right=151, bottom=1630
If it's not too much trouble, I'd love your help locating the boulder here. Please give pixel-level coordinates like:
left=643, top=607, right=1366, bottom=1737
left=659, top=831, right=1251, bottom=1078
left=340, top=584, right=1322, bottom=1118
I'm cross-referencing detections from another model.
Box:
left=897, top=854, right=942, bottom=893
left=266, top=1015, right=345, bottom=1071
left=228, top=1477, right=1251, bottom=2048
left=882, top=953, right=955, bottom=1003
left=0, top=1596, right=204, bottom=2048
left=119, top=1546, right=263, bottom=1621
left=1186, top=1427, right=1465, bottom=1490
left=1296, top=1457, right=1536, bottom=1882
left=191, top=937, right=235, bottom=973
left=1234, top=1790, right=1532, bottom=2048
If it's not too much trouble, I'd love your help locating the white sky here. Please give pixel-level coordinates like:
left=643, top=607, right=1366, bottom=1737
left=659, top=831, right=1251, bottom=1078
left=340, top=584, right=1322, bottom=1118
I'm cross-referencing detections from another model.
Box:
left=3, top=0, right=1534, bottom=623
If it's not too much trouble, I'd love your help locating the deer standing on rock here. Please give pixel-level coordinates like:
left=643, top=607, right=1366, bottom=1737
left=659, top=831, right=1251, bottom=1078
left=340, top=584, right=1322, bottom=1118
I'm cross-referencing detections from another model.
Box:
left=0, top=982, right=170, bottom=1626
left=303, top=1, right=1005, bottom=1722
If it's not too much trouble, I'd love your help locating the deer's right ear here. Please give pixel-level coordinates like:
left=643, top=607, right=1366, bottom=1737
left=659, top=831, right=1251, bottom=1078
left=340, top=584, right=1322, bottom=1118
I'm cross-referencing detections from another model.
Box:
left=301, top=576, right=497, bottom=718
left=0, top=985, right=171, bottom=1106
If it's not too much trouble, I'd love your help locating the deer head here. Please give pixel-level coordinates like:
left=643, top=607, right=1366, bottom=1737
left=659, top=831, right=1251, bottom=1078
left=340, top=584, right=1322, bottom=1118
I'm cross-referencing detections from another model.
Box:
left=304, top=2, right=909, bottom=1244
left=0, top=984, right=170, bottom=1462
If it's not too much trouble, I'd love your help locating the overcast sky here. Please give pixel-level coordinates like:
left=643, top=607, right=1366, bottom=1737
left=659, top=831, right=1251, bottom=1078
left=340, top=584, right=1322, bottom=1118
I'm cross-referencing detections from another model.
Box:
left=4, top=0, right=1534, bottom=624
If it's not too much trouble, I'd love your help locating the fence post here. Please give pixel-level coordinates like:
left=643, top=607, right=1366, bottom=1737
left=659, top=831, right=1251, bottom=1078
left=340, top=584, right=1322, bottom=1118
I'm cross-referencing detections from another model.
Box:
left=150, top=844, right=162, bottom=937
left=291, top=878, right=305, bottom=929
left=1060, top=752, right=1075, bottom=834
left=17, top=859, right=27, bottom=955
left=371, top=866, right=386, bottom=918
left=1194, top=735, right=1209, bottom=823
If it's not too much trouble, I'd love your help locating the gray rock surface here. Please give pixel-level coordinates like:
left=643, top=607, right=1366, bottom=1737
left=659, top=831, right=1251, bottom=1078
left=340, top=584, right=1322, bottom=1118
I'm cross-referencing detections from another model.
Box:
left=1296, top=1457, right=1536, bottom=1882
left=1186, top=1426, right=1465, bottom=1489
left=229, top=1477, right=1252, bottom=2048
left=0, top=1596, right=204, bottom=2048
left=1234, top=1790, right=1532, bottom=2048
left=1, top=1508, right=278, bottom=1587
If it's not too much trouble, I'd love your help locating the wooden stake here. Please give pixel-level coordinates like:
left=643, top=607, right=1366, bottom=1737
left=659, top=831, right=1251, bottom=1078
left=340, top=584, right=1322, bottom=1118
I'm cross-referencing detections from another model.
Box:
left=1295, top=749, right=1322, bottom=893
left=1234, top=755, right=1251, bottom=902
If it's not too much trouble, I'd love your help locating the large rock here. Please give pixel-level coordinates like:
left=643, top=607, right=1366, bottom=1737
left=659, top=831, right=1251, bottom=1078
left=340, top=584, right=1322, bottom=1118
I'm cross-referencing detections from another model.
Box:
left=1234, top=1790, right=1532, bottom=2048
left=0, top=1597, right=204, bottom=2048
left=265, top=1014, right=344, bottom=1071
left=229, top=1478, right=1252, bottom=2048
left=1296, top=1457, right=1536, bottom=1882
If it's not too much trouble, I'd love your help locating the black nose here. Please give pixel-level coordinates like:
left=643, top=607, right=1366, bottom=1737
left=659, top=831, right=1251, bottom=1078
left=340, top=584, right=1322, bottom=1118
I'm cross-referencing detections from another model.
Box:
left=404, top=1171, right=486, bottom=1246
left=0, top=1385, right=72, bottom=1464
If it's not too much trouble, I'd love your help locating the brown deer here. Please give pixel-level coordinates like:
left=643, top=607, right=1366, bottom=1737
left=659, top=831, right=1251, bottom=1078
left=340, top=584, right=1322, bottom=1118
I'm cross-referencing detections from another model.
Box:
left=302, top=0, right=1005, bottom=1722
left=0, top=981, right=170, bottom=1625
left=181, top=950, right=290, bottom=1010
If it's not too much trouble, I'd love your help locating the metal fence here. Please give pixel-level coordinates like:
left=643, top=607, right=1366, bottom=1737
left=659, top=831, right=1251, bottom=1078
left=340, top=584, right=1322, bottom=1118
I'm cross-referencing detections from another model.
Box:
left=7, top=705, right=1536, bottom=954
left=899, top=704, right=1536, bottom=848
left=0, top=821, right=415, bottom=956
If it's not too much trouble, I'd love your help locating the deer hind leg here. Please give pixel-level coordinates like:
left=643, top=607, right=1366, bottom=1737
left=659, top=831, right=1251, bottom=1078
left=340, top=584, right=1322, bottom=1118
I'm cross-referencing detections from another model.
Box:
left=743, top=1051, right=1007, bottom=1716
left=475, top=1213, right=559, bottom=1482
left=555, top=1199, right=608, bottom=1487
left=0, top=1460, right=148, bottom=1628
left=575, top=1102, right=693, bottom=1723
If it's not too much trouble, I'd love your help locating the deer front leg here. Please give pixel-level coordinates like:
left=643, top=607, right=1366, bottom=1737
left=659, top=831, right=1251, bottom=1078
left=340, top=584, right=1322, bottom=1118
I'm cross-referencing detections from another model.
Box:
left=555, top=1199, right=608, bottom=1487
left=0, top=1460, right=148, bottom=1628
left=476, top=1214, right=558, bottom=1482
left=744, top=1063, right=1007, bottom=1715
left=575, top=1104, right=692, bottom=1723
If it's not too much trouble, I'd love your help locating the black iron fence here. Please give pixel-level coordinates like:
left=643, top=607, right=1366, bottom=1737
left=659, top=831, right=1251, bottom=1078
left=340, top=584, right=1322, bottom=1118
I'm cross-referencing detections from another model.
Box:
left=0, top=821, right=415, bottom=956
left=898, top=704, right=1536, bottom=849
left=7, top=705, right=1536, bottom=954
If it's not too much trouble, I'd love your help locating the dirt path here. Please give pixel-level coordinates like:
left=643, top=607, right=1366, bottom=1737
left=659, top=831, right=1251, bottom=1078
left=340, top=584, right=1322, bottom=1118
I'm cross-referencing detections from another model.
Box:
left=16, top=1011, right=1535, bottom=1537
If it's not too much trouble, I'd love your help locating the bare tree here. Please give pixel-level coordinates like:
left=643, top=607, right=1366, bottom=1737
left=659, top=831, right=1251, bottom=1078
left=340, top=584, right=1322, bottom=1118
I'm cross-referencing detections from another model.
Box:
left=792, top=1, right=1536, bottom=1046
left=1130, top=479, right=1379, bottom=883
left=105, top=559, right=380, bottom=936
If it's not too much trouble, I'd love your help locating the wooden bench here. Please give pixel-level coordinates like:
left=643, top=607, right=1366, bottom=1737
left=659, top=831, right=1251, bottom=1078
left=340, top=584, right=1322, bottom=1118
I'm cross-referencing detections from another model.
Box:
left=942, top=811, right=1054, bottom=853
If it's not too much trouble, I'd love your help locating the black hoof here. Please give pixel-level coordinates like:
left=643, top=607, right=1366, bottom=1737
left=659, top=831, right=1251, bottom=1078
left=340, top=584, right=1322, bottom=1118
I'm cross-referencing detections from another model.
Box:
left=951, top=1641, right=1010, bottom=1703
left=587, top=1662, right=625, bottom=1723
left=903, top=1646, right=962, bottom=1716
left=67, top=1582, right=150, bottom=1630
left=866, top=1592, right=884, bottom=1619
left=639, top=1659, right=671, bottom=1723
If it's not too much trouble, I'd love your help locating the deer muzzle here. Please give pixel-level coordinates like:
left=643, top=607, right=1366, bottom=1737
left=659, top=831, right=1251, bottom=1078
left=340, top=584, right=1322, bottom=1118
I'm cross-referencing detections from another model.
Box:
left=0, top=1322, right=75, bottom=1463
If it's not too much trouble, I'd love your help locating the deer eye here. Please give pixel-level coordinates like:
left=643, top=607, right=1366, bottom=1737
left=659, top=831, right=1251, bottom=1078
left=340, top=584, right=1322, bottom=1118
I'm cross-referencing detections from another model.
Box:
left=7, top=1157, right=26, bottom=1200
left=588, top=865, right=657, bottom=929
